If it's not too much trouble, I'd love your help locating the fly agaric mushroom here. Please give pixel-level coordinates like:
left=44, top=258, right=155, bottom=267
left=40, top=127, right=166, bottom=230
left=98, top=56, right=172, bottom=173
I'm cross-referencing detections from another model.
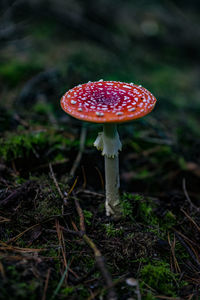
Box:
left=61, top=80, right=157, bottom=216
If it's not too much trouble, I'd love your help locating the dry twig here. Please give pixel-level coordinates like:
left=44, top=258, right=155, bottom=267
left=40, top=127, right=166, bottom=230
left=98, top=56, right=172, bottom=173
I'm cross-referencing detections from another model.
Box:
left=70, top=126, right=87, bottom=177
left=42, top=268, right=51, bottom=300
left=73, top=196, right=117, bottom=300
left=182, top=178, right=200, bottom=212
left=181, top=209, right=200, bottom=233
left=67, top=177, right=78, bottom=197
left=55, top=220, right=79, bottom=280
left=49, top=163, right=64, bottom=199
left=168, top=233, right=181, bottom=273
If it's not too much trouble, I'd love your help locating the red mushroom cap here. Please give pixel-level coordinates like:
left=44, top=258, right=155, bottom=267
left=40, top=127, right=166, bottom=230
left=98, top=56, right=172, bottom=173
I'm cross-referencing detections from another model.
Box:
left=61, top=80, right=157, bottom=123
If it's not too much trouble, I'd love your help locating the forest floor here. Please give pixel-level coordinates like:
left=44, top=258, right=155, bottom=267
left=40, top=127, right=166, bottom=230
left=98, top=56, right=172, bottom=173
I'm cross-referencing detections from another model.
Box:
left=0, top=1, right=200, bottom=299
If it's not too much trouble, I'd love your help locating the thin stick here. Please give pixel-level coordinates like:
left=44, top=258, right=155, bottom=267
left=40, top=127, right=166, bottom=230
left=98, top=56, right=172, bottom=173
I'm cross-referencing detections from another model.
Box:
left=73, top=196, right=117, bottom=300
left=74, top=197, right=86, bottom=232
left=7, top=223, right=41, bottom=244
left=55, top=220, right=67, bottom=269
left=49, top=163, right=64, bottom=199
left=50, top=261, right=71, bottom=300
left=167, top=233, right=181, bottom=273
left=76, top=189, right=104, bottom=198
left=182, top=178, right=200, bottom=212
left=70, top=126, right=87, bottom=177
left=95, top=166, right=104, bottom=190
left=81, top=166, right=87, bottom=189
left=0, top=261, right=6, bottom=280
left=173, top=229, right=200, bottom=250
left=42, top=268, right=51, bottom=300
left=67, top=177, right=78, bottom=197
left=181, top=209, right=200, bottom=233
left=175, top=232, right=200, bottom=270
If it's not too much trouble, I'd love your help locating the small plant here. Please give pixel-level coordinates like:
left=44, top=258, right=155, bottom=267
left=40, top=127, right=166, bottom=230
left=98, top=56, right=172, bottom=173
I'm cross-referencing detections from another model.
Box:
left=103, top=223, right=124, bottom=237
left=83, top=210, right=93, bottom=225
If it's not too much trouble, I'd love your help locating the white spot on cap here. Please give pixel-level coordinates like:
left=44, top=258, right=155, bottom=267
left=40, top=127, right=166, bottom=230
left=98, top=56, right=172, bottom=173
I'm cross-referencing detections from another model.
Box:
left=78, top=108, right=82, bottom=112
left=71, top=100, right=77, bottom=104
left=123, top=85, right=132, bottom=89
left=116, top=112, right=123, bottom=116
left=128, top=108, right=136, bottom=112
left=98, top=79, right=103, bottom=82
left=96, top=112, right=104, bottom=117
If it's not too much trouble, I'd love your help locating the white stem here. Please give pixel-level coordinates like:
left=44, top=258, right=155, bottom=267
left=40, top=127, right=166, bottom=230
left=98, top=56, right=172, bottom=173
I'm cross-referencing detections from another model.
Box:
left=94, top=124, right=121, bottom=216
left=105, top=154, right=120, bottom=216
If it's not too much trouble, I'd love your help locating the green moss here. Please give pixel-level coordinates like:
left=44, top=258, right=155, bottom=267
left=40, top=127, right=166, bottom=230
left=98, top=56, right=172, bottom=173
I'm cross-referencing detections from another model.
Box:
left=35, top=196, right=62, bottom=218
left=138, top=200, right=158, bottom=226
left=0, top=129, right=72, bottom=162
left=76, top=285, right=90, bottom=299
left=161, top=211, right=176, bottom=229
left=0, top=131, right=46, bottom=161
left=103, top=223, right=124, bottom=237
left=121, top=193, right=159, bottom=225
left=121, top=193, right=177, bottom=236
left=60, top=286, right=74, bottom=297
left=0, top=60, right=42, bottom=87
left=48, top=248, right=59, bottom=258
left=134, top=169, right=152, bottom=179
left=143, top=293, right=156, bottom=300
left=0, top=265, right=40, bottom=300
left=120, top=192, right=134, bottom=220
left=83, top=210, right=93, bottom=225
left=32, top=101, right=55, bottom=115
left=140, top=260, right=178, bottom=297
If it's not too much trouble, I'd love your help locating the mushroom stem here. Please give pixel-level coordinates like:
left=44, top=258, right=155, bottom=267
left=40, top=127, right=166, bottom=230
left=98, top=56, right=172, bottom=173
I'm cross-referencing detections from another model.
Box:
left=94, top=124, right=122, bottom=216
left=104, top=150, right=121, bottom=216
